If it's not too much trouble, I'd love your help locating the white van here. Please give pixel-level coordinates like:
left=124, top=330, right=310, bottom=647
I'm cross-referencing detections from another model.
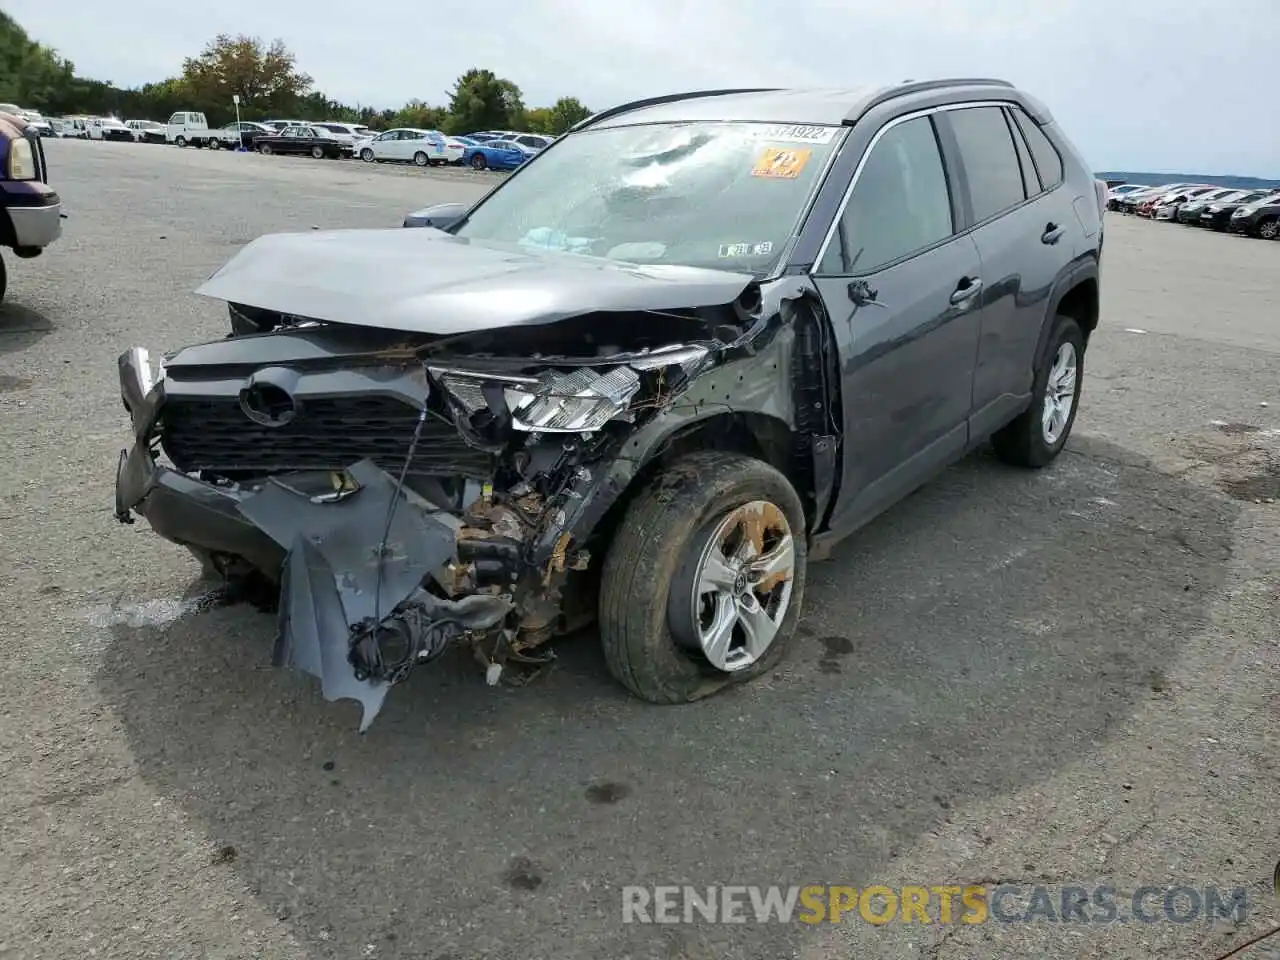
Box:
left=62, top=117, right=91, bottom=138
left=165, top=111, right=211, bottom=147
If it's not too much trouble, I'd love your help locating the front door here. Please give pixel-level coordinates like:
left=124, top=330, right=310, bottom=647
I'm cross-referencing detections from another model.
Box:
left=809, top=113, right=984, bottom=533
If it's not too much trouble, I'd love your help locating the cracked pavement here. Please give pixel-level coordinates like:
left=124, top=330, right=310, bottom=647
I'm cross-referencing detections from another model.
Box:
left=1, top=141, right=1278, bottom=960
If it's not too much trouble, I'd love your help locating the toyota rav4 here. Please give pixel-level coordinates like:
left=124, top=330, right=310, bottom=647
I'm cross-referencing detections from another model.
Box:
left=115, top=79, right=1105, bottom=730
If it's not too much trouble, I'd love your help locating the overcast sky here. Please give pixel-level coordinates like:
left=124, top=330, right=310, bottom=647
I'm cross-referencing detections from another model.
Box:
left=8, top=0, right=1276, bottom=176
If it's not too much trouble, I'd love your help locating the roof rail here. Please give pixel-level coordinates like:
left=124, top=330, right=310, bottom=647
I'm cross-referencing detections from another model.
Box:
left=844, top=77, right=1015, bottom=125
left=570, top=88, right=782, bottom=133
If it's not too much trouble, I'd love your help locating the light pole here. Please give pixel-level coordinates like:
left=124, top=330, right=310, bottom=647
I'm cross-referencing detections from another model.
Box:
left=233, top=94, right=243, bottom=150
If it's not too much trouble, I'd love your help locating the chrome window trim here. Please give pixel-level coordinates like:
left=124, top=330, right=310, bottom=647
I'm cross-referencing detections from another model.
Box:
left=812, top=98, right=1022, bottom=271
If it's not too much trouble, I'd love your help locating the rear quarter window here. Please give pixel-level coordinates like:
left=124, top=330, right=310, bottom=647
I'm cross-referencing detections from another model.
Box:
left=1010, top=107, right=1064, bottom=189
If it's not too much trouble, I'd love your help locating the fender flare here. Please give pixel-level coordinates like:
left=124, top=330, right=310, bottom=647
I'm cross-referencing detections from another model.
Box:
left=1032, top=258, right=1098, bottom=370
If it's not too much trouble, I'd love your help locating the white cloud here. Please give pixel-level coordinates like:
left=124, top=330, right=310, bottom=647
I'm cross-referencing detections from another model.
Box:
left=7, top=0, right=1277, bottom=175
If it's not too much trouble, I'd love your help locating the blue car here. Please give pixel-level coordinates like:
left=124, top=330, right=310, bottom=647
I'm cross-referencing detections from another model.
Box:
left=464, top=138, right=533, bottom=171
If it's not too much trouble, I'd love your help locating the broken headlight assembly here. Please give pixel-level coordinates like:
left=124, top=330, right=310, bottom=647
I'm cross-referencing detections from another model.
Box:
left=431, top=365, right=644, bottom=433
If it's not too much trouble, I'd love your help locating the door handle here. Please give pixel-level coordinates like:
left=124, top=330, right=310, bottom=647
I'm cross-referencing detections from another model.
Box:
left=949, top=277, right=982, bottom=305
left=1041, top=223, right=1065, bottom=244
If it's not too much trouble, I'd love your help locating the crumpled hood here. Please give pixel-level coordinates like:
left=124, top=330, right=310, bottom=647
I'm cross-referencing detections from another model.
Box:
left=195, top=228, right=757, bottom=335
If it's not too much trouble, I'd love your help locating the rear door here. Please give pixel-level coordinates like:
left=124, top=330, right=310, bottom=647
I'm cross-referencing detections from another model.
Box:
left=935, top=103, right=1080, bottom=435
left=809, top=112, right=984, bottom=531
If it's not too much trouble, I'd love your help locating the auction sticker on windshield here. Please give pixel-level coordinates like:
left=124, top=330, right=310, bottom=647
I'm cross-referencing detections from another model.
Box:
left=752, top=148, right=811, bottom=179
left=750, top=124, right=838, bottom=144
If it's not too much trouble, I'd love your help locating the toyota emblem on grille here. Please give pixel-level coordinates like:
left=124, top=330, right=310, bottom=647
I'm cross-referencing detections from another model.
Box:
left=239, top=382, right=298, bottom=428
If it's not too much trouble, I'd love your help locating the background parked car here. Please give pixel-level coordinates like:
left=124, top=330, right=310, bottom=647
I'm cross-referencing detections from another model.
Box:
left=1229, top=195, right=1280, bottom=239
left=1202, top=191, right=1278, bottom=230
left=354, top=127, right=459, bottom=166
left=166, top=111, right=212, bottom=147
left=125, top=120, right=166, bottom=144
left=60, top=116, right=91, bottom=138
left=314, top=122, right=376, bottom=146
left=260, top=119, right=309, bottom=133
left=1138, top=185, right=1213, bottom=217
left=255, top=124, right=351, bottom=159
left=1114, top=184, right=1173, bottom=213
left=509, top=133, right=552, bottom=152
left=207, top=121, right=273, bottom=150
left=1176, top=188, right=1251, bottom=223
left=88, top=117, right=134, bottom=142
left=1159, top=186, right=1237, bottom=221
left=1106, top=183, right=1152, bottom=209
left=463, top=137, right=535, bottom=170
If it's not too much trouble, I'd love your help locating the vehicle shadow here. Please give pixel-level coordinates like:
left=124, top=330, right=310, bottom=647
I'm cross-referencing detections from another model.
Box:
left=96, top=436, right=1237, bottom=960
left=0, top=301, right=53, bottom=356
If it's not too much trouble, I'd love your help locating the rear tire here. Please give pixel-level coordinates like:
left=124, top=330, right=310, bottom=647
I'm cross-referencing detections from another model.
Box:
left=992, top=315, right=1085, bottom=468
left=0, top=253, right=7, bottom=304
left=1258, top=217, right=1279, bottom=240
left=598, top=451, right=807, bottom=704
left=208, top=137, right=220, bottom=150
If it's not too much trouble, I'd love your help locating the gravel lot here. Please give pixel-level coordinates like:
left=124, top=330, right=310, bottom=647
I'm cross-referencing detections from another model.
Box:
left=2, top=140, right=1279, bottom=960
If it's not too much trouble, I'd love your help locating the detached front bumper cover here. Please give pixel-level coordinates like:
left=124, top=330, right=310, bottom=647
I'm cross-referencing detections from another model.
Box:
left=115, top=348, right=514, bottom=731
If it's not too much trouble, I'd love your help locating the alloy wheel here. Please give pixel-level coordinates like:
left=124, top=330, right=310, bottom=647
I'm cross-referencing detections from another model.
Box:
left=1042, top=342, right=1078, bottom=446
left=688, top=501, right=796, bottom=672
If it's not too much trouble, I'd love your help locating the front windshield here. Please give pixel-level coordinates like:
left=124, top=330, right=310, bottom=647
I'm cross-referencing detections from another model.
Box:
left=454, top=120, right=844, bottom=275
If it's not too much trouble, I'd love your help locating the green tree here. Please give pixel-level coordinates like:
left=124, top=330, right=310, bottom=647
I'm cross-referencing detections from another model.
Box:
left=0, top=10, right=75, bottom=108
left=394, top=99, right=450, bottom=131
left=546, top=96, right=592, bottom=134
left=180, top=34, right=312, bottom=113
left=523, top=107, right=553, bottom=134
left=446, top=68, right=524, bottom=134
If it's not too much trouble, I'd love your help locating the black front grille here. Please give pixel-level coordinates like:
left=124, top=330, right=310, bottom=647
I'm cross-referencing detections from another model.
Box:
left=159, top=394, right=493, bottom=480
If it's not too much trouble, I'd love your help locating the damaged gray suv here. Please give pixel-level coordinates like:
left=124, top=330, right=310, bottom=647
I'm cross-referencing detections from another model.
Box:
left=114, top=80, right=1104, bottom=730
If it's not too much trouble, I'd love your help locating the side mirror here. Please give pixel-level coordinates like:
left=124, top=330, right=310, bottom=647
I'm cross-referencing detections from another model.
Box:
left=403, top=201, right=469, bottom=230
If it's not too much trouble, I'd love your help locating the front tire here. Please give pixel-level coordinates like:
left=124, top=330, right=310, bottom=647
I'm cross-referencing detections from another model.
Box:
left=599, top=451, right=807, bottom=704
left=471, top=153, right=487, bottom=170
left=413, top=151, right=429, bottom=166
left=174, top=135, right=187, bottom=148
left=311, top=146, right=324, bottom=159
left=992, top=315, right=1085, bottom=468
left=0, top=253, right=7, bottom=304
left=360, top=147, right=374, bottom=162
left=258, top=143, right=272, bottom=155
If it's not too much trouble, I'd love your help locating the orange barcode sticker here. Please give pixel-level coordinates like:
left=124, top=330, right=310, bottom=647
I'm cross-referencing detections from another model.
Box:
left=751, top=147, right=811, bottom=179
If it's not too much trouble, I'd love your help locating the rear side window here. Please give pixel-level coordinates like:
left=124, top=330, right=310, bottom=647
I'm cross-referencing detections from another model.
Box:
left=947, top=105, right=1025, bottom=222
left=1005, top=109, right=1039, bottom=199
left=1010, top=107, right=1064, bottom=189
left=817, top=115, right=954, bottom=275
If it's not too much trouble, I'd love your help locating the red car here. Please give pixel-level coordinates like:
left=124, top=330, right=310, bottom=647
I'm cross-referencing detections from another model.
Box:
left=1136, top=185, right=1212, bottom=218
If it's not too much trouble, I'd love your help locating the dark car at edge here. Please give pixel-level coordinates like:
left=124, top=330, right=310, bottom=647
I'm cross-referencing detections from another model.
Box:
left=1198, top=190, right=1277, bottom=230
left=1228, top=193, right=1280, bottom=238
left=114, top=79, right=1104, bottom=730
left=254, top=124, right=352, bottom=159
